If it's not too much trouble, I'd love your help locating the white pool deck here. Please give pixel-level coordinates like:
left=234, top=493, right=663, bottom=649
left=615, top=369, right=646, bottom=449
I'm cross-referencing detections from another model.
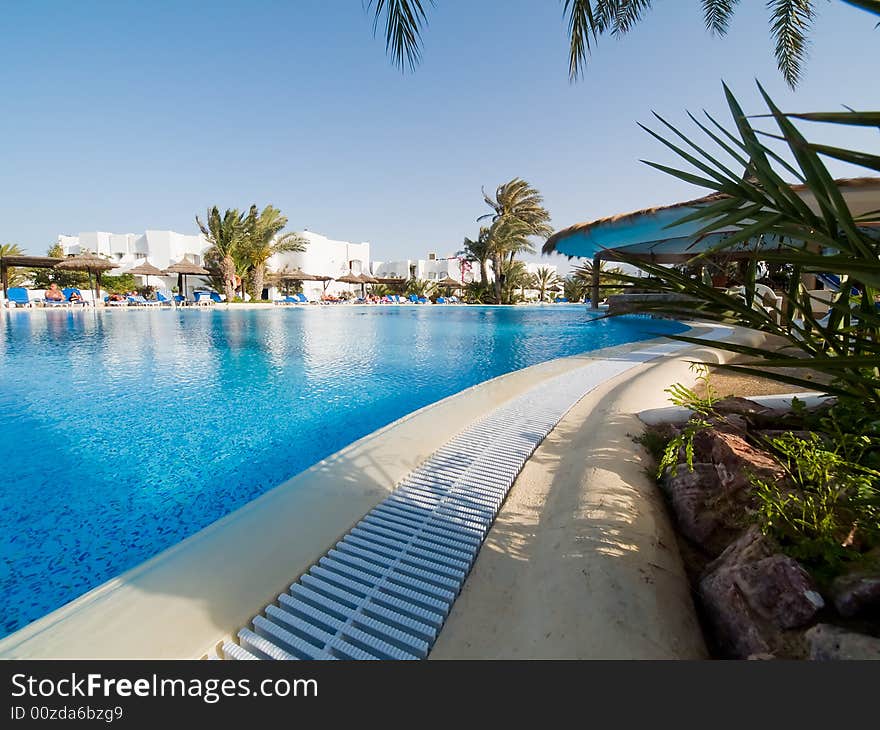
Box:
left=0, top=322, right=767, bottom=659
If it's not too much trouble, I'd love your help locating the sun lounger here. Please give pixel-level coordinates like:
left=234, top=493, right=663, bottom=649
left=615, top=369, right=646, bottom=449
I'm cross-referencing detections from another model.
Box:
left=127, top=295, right=161, bottom=307
left=43, top=294, right=68, bottom=307
left=62, top=288, right=88, bottom=307
left=295, top=293, right=309, bottom=304
left=156, top=290, right=175, bottom=305
left=104, top=295, right=128, bottom=307
left=194, top=291, right=214, bottom=305
left=209, top=292, right=223, bottom=304
left=273, top=295, right=298, bottom=305
left=6, top=287, right=34, bottom=308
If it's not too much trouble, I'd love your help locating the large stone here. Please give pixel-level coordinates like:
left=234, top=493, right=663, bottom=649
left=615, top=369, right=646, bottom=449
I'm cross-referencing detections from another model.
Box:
left=664, top=463, right=744, bottom=555
left=699, top=526, right=825, bottom=658
left=708, top=429, right=786, bottom=492
left=830, top=554, right=880, bottom=618
left=806, top=624, right=880, bottom=660
left=712, top=397, right=773, bottom=418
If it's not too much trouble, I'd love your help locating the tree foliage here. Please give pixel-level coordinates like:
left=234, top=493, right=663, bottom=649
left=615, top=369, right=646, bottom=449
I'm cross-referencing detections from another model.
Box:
left=605, top=80, right=880, bottom=407
left=367, top=0, right=880, bottom=89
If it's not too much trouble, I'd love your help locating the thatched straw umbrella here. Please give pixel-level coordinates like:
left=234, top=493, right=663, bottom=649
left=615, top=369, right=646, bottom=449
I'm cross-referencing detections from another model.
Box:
left=335, top=271, right=362, bottom=298
left=125, top=260, right=167, bottom=290
left=269, top=268, right=317, bottom=294
left=164, top=260, right=210, bottom=299
left=357, top=272, right=379, bottom=298
left=54, top=253, right=118, bottom=302
left=437, top=275, right=463, bottom=296
left=311, top=274, right=334, bottom=294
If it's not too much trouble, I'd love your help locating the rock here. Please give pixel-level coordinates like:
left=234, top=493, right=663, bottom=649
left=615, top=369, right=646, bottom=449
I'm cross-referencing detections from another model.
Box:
left=708, top=429, right=786, bottom=492
left=712, top=397, right=773, bottom=417
left=664, top=463, right=744, bottom=555
left=830, top=554, right=880, bottom=618
left=699, top=526, right=825, bottom=658
left=806, top=624, right=880, bottom=660
left=746, top=653, right=777, bottom=660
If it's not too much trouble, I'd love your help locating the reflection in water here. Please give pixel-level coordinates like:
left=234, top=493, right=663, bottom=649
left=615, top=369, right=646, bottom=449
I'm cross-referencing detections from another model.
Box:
left=0, top=306, right=685, bottom=637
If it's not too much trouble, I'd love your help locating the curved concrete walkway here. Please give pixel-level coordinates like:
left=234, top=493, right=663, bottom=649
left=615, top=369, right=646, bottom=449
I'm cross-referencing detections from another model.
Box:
left=430, top=327, right=763, bottom=659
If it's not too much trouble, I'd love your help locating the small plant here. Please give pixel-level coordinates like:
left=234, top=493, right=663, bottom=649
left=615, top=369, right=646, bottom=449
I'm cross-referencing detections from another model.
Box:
left=753, top=431, right=880, bottom=579
left=657, top=417, right=713, bottom=479
left=664, top=364, right=719, bottom=416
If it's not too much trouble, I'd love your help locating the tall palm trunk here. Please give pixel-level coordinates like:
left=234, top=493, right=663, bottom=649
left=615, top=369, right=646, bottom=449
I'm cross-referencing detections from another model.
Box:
left=491, top=254, right=503, bottom=303
left=479, top=259, right=489, bottom=287
left=251, top=262, right=266, bottom=302
left=221, top=255, right=236, bottom=302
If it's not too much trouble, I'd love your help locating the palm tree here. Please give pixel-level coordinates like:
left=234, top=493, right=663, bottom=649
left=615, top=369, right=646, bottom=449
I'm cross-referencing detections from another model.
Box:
left=479, top=178, right=552, bottom=303
left=240, top=205, right=307, bottom=301
left=533, top=266, right=559, bottom=302
left=499, top=260, right=530, bottom=305
left=367, top=0, right=877, bottom=89
left=196, top=207, right=245, bottom=302
left=573, top=259, right=626, bottom=299
left=1, top=243, right=26, bottom=288
left=458, top=226, right=492, bottom=286
left=406, top=278, right=436, bottom=299
left=563, top=275, right=588, bottom=303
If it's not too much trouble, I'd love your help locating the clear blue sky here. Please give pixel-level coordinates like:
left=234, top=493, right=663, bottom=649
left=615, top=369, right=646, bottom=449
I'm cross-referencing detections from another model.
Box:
left=1, top=0, right=877, bottom=271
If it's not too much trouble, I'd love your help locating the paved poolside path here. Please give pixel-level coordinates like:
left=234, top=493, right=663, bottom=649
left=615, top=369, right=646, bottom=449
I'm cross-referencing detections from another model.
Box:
left=429, top=339, right=712, bottom=659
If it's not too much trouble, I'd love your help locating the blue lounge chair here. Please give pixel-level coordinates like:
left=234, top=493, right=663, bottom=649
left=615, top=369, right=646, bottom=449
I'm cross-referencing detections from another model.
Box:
left=409, top=294, right=419, bottom=303
left=209, top=292, right=223, bottom=303
left=295, top=293, right=309, bottom=303
left=62, top=288, right=88, bottom=307
left=436, top=297, right=446, bottom=304
left=418, top=297, right=428, bottom=304
left=43, top=292, right=68, bottom=307
left=156, top=290, right=174, bottom=305
left=273, top=295, right=297, bottom=305
left=127, top=295, right=161, bottom=307
left=6, top=287, right=33, bottom=308
left=174, top=294, right=187, bottom=305
left=194, top=291, right=213, bottom=305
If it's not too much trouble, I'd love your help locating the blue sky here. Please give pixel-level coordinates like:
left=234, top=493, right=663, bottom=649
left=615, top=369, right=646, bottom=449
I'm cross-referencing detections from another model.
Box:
left=1, top=0, right=877, bottom=271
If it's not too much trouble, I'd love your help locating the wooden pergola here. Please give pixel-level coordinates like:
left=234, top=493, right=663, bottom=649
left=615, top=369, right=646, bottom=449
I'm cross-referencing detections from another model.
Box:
left=0, top=256, right=62, bottom=298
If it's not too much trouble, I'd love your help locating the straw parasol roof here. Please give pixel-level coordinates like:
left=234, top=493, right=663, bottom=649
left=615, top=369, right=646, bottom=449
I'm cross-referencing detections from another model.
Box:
left=54, top=253, right=118, bottom=301
left=165, top=260, right=210, bottom=275
left=125, top=260, right=166, bottom=277
left=358, top=272, right=379, bottom=284
left=271, top=268, right=321, bottom=282
left=437, top=275, right=463, bottom=288
left=336, top=273, right=364, bottom=284
left=542, top=176, right=880, bottom=260
left=55, top=252, right=117, bottom=272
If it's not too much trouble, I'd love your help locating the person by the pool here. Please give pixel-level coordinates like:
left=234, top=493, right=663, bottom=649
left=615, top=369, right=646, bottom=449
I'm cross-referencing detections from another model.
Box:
left=45, top=283, right=64, bottom=301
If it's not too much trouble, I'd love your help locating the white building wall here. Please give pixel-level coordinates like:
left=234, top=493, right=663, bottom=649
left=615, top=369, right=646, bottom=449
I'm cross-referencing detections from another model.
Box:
left=268, top=230, right=371, bottom=300
left=57, top=230, right=212, bottom=296
left=372, top=256, right=491, bottom=285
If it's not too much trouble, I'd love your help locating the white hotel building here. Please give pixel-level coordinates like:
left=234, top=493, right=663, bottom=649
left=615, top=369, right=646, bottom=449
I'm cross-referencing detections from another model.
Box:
left=58, top=229, right=371, bottom=299
left=56, top=230, right=556, bottom=300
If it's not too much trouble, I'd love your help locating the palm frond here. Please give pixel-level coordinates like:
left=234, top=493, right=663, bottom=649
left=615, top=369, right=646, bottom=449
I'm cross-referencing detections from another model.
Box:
left=768, top=0, right=814, bottom=89
left=368, top=0, right=432, bottom=72
left=702, top=0, right=741, bottom=35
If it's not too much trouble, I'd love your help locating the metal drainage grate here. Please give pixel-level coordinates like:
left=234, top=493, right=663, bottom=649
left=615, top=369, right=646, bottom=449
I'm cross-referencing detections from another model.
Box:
left=220, top=334, right=708, bottom=660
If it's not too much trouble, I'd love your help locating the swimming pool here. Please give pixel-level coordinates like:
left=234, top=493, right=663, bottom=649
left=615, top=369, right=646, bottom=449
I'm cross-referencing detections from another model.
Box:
left=0, top=306, right=686, bottom=637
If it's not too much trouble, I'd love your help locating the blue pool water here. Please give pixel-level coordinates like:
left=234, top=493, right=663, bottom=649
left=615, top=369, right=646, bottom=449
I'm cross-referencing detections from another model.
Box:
left=0, top=306, right=686, bottom=637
